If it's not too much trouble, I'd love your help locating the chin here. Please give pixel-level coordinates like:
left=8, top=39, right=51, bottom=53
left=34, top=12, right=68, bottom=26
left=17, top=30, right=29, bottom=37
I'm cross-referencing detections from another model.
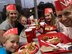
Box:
left=47, top=20, right=51, bottom=22
left=12, top=19, right=17, bottom=21
left=10, top=49, right=16, bottom=52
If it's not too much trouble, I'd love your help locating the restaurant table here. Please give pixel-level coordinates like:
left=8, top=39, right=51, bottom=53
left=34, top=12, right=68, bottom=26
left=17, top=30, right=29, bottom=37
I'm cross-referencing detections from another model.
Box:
left=19, top=24, right=72, bottom=54
left=38, top=32, right=72, bottom=54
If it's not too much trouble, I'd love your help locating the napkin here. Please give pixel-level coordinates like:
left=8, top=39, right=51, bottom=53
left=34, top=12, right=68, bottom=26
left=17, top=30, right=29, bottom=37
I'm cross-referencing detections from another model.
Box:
left=40, top=46, right=56, bottom=52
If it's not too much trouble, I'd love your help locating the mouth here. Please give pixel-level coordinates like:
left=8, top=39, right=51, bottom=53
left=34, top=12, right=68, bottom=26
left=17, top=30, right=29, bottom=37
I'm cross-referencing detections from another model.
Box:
left=11, top=46, right=18, bottom=50
left=46, top=19, right=51, bottom=21
left=11, top=17, right=17, bottom=21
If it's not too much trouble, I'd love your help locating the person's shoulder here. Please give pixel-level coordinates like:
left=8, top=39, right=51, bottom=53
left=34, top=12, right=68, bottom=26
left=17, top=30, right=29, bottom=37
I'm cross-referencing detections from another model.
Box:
left=0, top=47, right=7, bottom=54
left=0, top=19, right=9, bottom=30
left=0, top=19, right=9, bottom=25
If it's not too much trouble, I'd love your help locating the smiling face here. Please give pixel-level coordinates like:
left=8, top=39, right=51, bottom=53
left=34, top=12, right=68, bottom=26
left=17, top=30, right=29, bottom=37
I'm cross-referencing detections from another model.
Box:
left=8, top=11, right=18, bottom=22
left=45, top=12, right=52, bottom=22
left=20, top=16, right=27, bottom=26
left=3, top=34, right=19, bottom=52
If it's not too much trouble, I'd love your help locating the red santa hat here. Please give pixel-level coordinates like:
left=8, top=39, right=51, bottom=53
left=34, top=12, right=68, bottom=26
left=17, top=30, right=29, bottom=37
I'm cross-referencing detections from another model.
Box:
left=44, top=8, right=53, bottom=14
left=6, top=4, right=16, bottom=11
left=3, top=28, right=18, bottom=36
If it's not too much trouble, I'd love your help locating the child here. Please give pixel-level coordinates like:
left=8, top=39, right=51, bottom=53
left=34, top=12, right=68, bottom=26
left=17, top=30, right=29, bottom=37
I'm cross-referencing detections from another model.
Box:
left=2, top=28, right=19, bottom=54
left=43, top=8, right=57, bottom=34
left=18, top=15, right=27, bottom=28
left=17, top=15, right=27, bottom=35
left=18, top=15, right=28, bottom=45
left=44, top=8, right=56, bottom=25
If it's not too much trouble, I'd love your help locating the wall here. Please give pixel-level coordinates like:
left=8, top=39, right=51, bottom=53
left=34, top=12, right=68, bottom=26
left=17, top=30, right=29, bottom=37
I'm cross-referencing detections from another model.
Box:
left=0, top=0, right=54, bottom=11
left=0, top=0, right=15, bottom=12
left=21, top=0, right=54, bottom=8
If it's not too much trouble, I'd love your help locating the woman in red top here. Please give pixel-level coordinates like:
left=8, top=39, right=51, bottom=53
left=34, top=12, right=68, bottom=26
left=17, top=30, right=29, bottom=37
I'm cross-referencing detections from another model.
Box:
left=44, top=8, right=56, bottom=26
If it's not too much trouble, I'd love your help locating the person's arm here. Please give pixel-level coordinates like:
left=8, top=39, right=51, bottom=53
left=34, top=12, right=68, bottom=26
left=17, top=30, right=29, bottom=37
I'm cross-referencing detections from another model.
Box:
left=0, top=30, right=5, bottom=36
left=0, top=30, right=6, bottom=46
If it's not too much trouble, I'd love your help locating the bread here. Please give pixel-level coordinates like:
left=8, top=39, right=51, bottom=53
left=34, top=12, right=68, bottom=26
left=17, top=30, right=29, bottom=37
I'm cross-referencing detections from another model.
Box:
left=47, top=37, right=61, bottom=44
left=13, top=42, right=36, bottom=54
left=24, top=42, right=35, bottom=51
left=45, top=26, right=53, bottom=30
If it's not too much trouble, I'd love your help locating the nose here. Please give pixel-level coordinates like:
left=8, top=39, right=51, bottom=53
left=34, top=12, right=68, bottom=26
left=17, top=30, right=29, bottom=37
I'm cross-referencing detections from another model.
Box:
left=12, top=14, right=17, bottom=16
left=13, top=43, right=19, bottom=49
left=14, top=42, right=18, bottom=46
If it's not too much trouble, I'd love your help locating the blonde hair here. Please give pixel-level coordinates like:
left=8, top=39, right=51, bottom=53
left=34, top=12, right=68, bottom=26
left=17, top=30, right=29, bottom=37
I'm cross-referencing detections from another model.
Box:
left=3, top=33, right=19, bottom=44
left=6, top=10, right=19, bottom=17
left=50, top=13, right=56, bottom=25
left=45, top=13, right=56, bottom=25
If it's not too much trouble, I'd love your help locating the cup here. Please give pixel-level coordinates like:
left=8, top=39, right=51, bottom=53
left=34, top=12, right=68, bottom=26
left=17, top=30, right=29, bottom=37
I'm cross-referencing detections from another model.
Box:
left=25, top=28, right=33, bottom=43
left=31, top=23, right=36, bottom=26
left=40, top=22, right=45, bottom=26
left=28, top=19, right=31, bottom=24
left=29, top=26, right=36, bottom=38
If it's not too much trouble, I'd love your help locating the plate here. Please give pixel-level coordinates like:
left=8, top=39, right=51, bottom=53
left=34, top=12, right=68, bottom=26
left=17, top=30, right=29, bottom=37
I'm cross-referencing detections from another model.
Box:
left=38, top=33, right=72, bottom=53
left=41, top=34, right=62, bottom=45
left=18, top=43, right=39, bottom=54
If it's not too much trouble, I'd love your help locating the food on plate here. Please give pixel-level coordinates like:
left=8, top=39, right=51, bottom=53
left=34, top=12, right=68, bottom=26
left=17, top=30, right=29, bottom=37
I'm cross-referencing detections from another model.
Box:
left=41, top=36, right=61, bottom=44
left=40, top=46, right=57, bottom=52
left=13, top=49, right=30, bottom=54
left=45, top=26, right=53, bottom=30
left=25, top=42, right=36, bottom=51
left=13, top=42, right=36, bottom=54
left=47, top=36, right=61, bottom=44
left=41, top=36, right=49, bottom=41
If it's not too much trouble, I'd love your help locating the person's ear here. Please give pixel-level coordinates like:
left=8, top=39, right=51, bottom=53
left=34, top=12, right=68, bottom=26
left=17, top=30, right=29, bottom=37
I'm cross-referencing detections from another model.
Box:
left=6, top=11, right=9, bottom=15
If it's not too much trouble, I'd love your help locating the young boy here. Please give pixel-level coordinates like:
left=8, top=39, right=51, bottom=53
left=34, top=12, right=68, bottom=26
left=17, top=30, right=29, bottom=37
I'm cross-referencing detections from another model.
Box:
left=18, top=15, right=27, bottom=28
left=2, top=28, right=19, bottom=54
left=17, top=15, right=27, bottom=35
